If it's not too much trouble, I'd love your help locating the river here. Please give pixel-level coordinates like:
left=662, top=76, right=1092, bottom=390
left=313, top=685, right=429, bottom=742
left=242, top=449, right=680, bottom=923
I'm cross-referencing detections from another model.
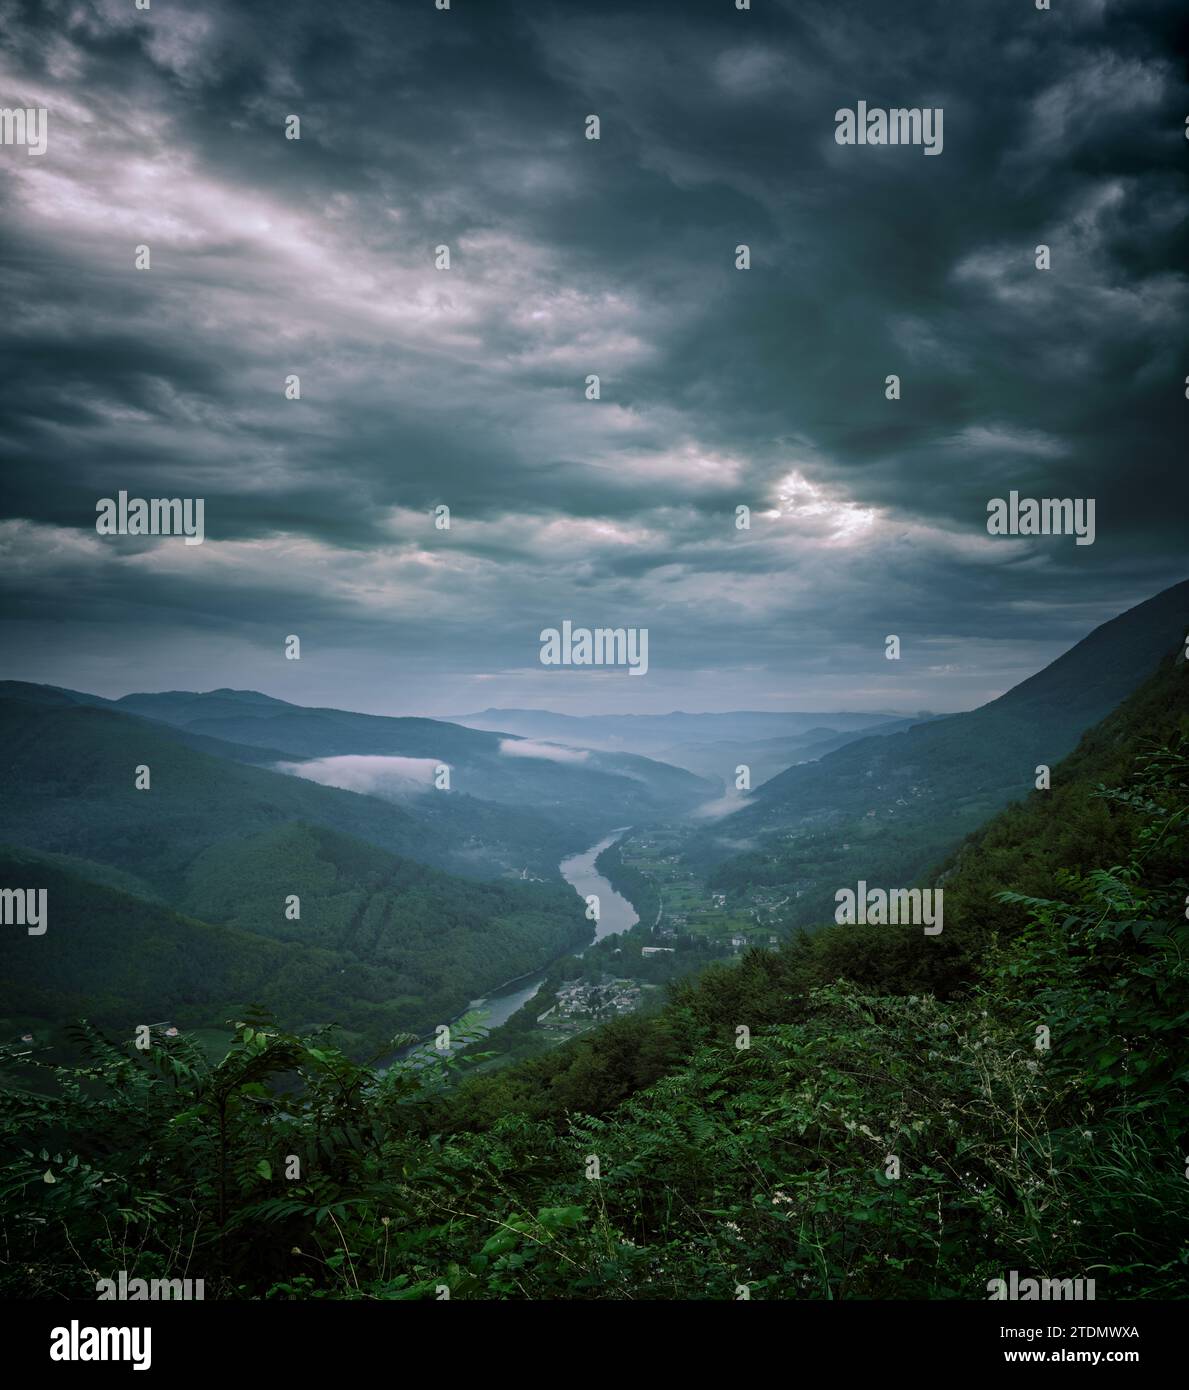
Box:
left=383, top=829, right=639, bottom=1064
left=451, top=828, right=639, bottom=1033
left=559, top=827, right=640, bottom=944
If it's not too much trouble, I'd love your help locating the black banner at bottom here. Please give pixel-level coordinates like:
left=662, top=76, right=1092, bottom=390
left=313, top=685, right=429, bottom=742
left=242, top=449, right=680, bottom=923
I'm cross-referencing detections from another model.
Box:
left=6, top=1297, right=1178, bottom=1375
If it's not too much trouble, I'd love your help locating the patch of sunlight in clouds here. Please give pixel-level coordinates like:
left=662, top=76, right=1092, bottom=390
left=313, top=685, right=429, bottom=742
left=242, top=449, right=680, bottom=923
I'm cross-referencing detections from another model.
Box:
left=771, top=470, right=878, bottom=543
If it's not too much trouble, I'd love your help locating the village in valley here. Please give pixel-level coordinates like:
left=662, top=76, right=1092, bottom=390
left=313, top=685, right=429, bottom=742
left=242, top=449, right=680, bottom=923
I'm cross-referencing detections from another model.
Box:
left=622, top=827, right=791, bottom=953
left=564, top=834, right=788, bottom=1016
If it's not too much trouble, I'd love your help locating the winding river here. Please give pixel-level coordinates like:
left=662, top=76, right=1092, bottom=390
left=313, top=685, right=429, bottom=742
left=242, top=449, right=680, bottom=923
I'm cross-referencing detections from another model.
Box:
left=381, top=829, right=640, bottom=1067
left=450, top=828, right=640, bottom=1033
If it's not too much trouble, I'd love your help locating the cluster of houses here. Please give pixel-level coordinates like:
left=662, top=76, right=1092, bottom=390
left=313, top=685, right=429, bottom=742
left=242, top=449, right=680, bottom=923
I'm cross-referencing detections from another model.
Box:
left=537, top=977, right=643, bottom=1029
left=729, top=933, right=781, bottom=952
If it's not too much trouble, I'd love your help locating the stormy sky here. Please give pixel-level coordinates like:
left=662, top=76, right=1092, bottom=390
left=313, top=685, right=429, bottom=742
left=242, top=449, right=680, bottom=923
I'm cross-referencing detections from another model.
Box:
left=1, top=0, right=1185, bottom=717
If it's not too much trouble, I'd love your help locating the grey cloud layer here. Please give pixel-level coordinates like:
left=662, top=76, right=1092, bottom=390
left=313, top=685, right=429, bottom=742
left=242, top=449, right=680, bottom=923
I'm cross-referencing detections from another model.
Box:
left=1, top=0, right=1185, bottom=713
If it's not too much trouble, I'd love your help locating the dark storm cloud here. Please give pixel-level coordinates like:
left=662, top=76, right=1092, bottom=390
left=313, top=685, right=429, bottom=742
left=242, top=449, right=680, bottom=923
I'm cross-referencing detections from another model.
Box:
left=0, top=0, right=1184, bottom=713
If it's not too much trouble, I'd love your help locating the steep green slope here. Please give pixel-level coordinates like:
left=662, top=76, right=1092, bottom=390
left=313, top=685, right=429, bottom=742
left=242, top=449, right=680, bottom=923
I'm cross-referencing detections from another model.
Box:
left=177, top=821, right=589, bottom=999
left=0, top=847, right=293, bottom=1026
left=704, top=578, right=1189, bottom=928
left=806, top=646, right=1189, bottom=997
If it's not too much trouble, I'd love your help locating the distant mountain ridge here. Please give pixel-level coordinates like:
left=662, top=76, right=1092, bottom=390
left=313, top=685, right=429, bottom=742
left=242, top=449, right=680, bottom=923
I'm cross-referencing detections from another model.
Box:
left=454, top=707, right=906, bottom=776
left=109, top=687, right=714, bottom=821
left=654, top=716, right=943, bottom=785
left=459, top=707, right=901, bottom=740
left=0, top=680, right=715, bottom=843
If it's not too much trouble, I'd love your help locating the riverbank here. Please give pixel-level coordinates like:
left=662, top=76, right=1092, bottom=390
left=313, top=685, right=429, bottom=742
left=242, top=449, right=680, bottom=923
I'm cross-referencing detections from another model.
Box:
left=381, top=828, right=641, bottom=1068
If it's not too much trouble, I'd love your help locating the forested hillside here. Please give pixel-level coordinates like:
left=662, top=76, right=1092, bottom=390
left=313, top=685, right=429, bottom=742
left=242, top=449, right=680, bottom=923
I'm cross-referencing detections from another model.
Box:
left=0, top=830, right=588, bottom=1044
left=701, top=579, right=1189, bottom=931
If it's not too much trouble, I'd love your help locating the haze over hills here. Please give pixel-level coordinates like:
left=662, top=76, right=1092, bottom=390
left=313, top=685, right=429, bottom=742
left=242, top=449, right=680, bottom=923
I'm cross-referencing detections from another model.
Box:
left=0, top=682, right=715, bottom=857
left=653, top=715, right=942, bottom=786
left=455, top=707, right=909, bottom=784
left=108, top=686, right=715, bottom=820
left=454, top=707, right=945, bottom=786
left=457, top=707, right=899, bottom=753
left=0, top=691, right=568, bottom=881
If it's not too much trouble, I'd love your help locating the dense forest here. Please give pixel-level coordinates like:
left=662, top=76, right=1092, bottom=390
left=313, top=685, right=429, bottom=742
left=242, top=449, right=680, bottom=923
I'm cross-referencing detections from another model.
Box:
left=2, top=655, right=1184, bottom=1299
left=0, top=826, right=589, bottom=1047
